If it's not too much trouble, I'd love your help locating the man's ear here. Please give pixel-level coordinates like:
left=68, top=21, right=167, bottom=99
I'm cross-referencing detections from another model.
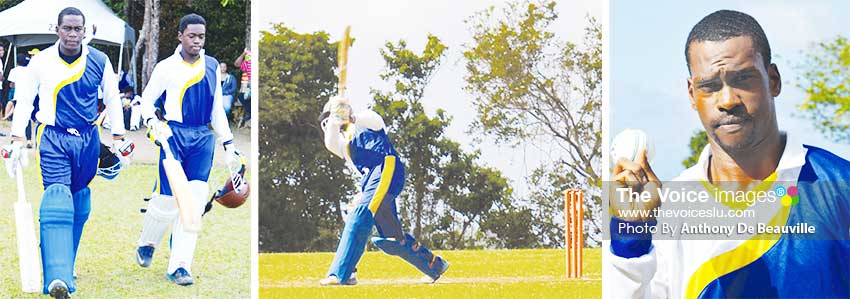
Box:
left=768, top=63, right=781, bottom=97
left=687, top=77, right=697, bottom=110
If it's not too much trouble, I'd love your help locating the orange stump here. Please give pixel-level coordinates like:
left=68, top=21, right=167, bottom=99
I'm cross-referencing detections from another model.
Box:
left=565, top=189, right=583, bottom=278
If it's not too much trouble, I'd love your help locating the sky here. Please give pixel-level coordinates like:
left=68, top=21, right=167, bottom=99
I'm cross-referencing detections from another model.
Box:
left=611, top=0, right=850, bottom=180
left=258, top=0, right=602, bottom=196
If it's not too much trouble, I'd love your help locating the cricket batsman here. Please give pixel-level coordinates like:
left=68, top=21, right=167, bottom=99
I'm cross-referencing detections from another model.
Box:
left=2, top=7, right=134, bottom=298
left=318, top=97, right=450, bottom=285
left=604, top=10, right=850, bottom=298
left=134, top=13, right=244, bottom=286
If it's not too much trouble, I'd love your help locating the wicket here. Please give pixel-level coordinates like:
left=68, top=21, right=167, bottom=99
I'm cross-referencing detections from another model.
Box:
left=565, top=189, right=583, bottom=278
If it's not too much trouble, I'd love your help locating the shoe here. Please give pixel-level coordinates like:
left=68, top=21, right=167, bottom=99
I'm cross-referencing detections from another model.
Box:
left=167, top=268, right=194, bottom=286
left=420, top=256, right=450, bottom=284
left=346, top=272, right=358, bottom=285
left=48, top=279, right=71, bottom=299
left=136, top=246, right=155, bottom=267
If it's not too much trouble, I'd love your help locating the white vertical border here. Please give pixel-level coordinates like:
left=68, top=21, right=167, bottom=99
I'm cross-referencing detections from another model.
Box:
left=600, top=0, right=611, bottom=298
left=249, top=0, right=259, bottom=297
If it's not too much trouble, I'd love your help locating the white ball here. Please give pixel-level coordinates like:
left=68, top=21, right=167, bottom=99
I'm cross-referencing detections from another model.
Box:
left=611, top=129, right=654, bottom=164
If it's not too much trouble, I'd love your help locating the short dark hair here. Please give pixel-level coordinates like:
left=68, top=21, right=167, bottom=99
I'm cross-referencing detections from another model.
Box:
left=179, top=13, right=206, bottom=33
left=685, top=10, right=771, bottom=74
left=58, top=7, right=85, bottom=26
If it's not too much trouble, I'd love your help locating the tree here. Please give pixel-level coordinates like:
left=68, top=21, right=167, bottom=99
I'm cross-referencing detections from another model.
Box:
left=257, top=24, right=354, bottom=252
left=134, top=0, right=159, bottom=90
left=796, top=36, right=850, bottom=143
left=372, top=36, right=516, bottom=249
left=682, top=130, right=708, bottom=168
left=464, top=0, right=602, bottom=245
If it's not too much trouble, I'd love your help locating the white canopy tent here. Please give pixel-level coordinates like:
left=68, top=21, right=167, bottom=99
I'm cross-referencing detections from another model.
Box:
left=0, top=0, right=136, bottom=88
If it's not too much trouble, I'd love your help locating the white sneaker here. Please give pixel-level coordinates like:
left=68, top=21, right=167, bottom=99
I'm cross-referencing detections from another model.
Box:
left=319, top=276, right=341, bottom=286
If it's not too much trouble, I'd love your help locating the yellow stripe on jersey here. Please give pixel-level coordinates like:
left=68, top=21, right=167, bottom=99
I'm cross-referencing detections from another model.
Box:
left=35, top=123, right=46, bottom=191
left=367, top=155, right=396, bottom=215
left=178, top=62, right=206, bottom=111
left=53, top=65, right=86, bottom=113
left=686, top=173, right=788, bottom=299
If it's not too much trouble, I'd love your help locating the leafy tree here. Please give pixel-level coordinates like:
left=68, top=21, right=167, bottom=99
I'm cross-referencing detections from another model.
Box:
left=257, top=24, right=354, bottom=252
left=796, top=36, right=850, bottom=143
left=372, top=36, right=515, bottom=249
left=682, top=130, right=708, bottom=169
left=464, top=0, right=602, bottom=246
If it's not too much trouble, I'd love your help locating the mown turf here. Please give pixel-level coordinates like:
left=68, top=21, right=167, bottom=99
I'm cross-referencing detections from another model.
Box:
left=260, top=248, right=601, bottom=298
left=0, top=157, right=251, bottom=298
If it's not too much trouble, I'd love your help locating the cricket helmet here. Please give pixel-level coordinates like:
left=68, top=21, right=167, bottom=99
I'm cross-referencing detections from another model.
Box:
left=214, top=165, right=249, bottom=208
left=97, top=143, right=124, bottom=180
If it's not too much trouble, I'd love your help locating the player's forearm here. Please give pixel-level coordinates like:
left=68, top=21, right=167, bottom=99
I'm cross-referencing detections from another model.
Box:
left=105, top=94, right=127, bottom=135
left=323, top=124, right=346, bottom=159
left=211, top=104, right=234, bottom=145
left=9, top=101, right=33, bottom=138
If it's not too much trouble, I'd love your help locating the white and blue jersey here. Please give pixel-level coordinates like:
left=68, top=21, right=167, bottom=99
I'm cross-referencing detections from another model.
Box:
left=140, top=45, right=233, bottom=195
left=604, top=133, right=850, bottom=298
left=10, top=42, right=125, bottom=191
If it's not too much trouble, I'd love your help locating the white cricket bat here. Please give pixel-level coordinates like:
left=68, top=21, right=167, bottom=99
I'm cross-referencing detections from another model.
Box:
left=160, top=138, right=201, bottom=232
left=15, top=161, right=41, bottom=293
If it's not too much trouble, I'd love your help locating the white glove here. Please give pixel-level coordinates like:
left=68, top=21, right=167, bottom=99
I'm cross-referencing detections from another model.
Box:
left=111, top=136, right=135, bottom=166
left=329, top=96, right=352, bottom=124
left=2, top=141, right=27, bottom=178
left=223, top=142, right=245, bottom=172
left=145, top=118, right=172, bottom=147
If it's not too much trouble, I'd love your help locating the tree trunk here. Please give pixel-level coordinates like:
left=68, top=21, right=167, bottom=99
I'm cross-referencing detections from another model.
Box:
left=245, top=0, right=251, bottom=48
left=142, top=0, right=159, bottom=89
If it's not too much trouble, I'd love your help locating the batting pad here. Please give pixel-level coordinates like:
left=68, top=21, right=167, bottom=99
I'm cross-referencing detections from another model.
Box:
left=372, top=233, right=443, bottom=279
left=138, top=194, right=178, bottom=248
left=167, top=180, right=208, bottom=275
left=71, top=187, right=90, bottom=264
left=39, top=184, right=76, bottom=294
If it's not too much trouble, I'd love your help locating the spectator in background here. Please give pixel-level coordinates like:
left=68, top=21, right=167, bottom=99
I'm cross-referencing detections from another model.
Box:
left=220, top=61, right=237, bottom=121
left=0, top=44, right=7, bottom=118
left=123, top=87, right=142, bottom=131
left=234, top=47, right=251, bottom=128
left=4, top=52, right=33, bottom=146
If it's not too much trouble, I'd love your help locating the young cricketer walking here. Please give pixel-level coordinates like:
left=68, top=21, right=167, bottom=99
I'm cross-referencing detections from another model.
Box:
left=2, top=7, right=134, bottom=298
left=134, top=13, right=244, bottom=286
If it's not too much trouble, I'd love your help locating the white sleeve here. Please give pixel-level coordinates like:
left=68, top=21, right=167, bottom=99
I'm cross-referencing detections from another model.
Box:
left=323, top=122, right=349, bottom=159
left=140, top=64, right=165, bottom=123
left=353, top=109, right=385, bottom=131
left=101, top=56, right=126, bottom=136
left=603, top=240, right=673, bottom=299
left=10, top=63, right=38, bottom=137
left=210, top=63, right=234, bottom=145
left=7, top=68, right=17, bottom=83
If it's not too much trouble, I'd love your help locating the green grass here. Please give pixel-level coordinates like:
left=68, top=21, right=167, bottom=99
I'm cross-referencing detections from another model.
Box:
left=0, top=157, right=250, bottom=298
left=260, top=248, right=601, bottom=298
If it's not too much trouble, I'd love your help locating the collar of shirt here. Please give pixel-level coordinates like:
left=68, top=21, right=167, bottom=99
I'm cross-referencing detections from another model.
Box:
left=676, top=131, right=806, bottom=182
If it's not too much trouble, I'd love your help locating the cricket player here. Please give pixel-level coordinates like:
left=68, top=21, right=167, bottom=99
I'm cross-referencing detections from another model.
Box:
left=604, top=10, right=850, bottom=298
left=134, top=13, right=243, bottom=286
left=2, top=7, right=134, bottom=298
left=318, top=98, right=450, bottom=285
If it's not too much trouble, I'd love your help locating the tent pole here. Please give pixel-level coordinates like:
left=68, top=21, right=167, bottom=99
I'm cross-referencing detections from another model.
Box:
left=117, top=41, right=124, bottom=75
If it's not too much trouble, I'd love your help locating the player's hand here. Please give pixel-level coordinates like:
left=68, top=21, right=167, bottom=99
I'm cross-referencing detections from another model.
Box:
left=2, top=140, right=27, bottom=178
left=328, top=96, right=351, bottom=124
left=223, top=143, right=245, bottom=170
left=112, top=136, right=135, bottom=165
left=609, top=149, right=661, bottom=222
left=145, top=119, right=172, bottom=147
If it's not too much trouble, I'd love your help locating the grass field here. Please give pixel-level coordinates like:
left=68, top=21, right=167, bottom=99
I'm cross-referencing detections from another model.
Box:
left=0, top=128, right=251, bottom=298
left=260, top=248, right=601, bottom=299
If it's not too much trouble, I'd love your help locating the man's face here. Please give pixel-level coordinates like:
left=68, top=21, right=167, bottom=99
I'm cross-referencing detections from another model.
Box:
left=0, top=47, right=6, bottom=57
left=178, top=24, right=206, bottom=57
left=57, top=15, right=85, bottom=52
left=220, top=62, right=227, bottom=73
left=687, top=36, right=781, bottom=153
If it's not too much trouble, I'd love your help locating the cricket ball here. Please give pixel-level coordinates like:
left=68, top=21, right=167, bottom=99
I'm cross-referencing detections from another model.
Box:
left=611, top=128, right=654, bottom=164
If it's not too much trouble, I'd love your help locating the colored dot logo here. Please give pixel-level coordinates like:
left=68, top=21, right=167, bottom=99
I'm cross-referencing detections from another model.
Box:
left=778, top=185, right=799, bottom=206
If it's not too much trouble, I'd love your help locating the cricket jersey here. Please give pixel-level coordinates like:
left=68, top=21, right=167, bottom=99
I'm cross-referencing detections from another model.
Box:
left=10, top=42, right=125, bottom=137
left=140, top=45, right=233, bottom=145
left=603, top=133, right=850, bottom=298
left=343, top=110, right=406, bottom=214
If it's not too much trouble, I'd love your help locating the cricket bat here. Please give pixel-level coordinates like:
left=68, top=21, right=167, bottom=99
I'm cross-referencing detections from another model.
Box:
left=159, top=137, right=201, bottom=232
left=15, top=161, right=41, bottom=293
left=337, top=25, right=351, bottom=97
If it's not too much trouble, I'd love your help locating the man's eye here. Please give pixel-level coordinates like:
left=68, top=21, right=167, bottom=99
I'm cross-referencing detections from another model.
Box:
left=698, top=81, right=722, bottom=92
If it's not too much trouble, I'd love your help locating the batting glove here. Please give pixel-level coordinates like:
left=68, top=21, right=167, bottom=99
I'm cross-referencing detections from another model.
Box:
left=111, top=136, right=135, bottom=165
left=2, top=140, right=27, bottom=178
left=145, top=118, right=172, bottom=147
left=223, top=142, right=245, bottom=172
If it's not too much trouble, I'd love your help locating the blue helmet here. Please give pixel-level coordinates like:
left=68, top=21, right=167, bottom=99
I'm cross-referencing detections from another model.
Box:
left=97, top=143, right=124, bottom=180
